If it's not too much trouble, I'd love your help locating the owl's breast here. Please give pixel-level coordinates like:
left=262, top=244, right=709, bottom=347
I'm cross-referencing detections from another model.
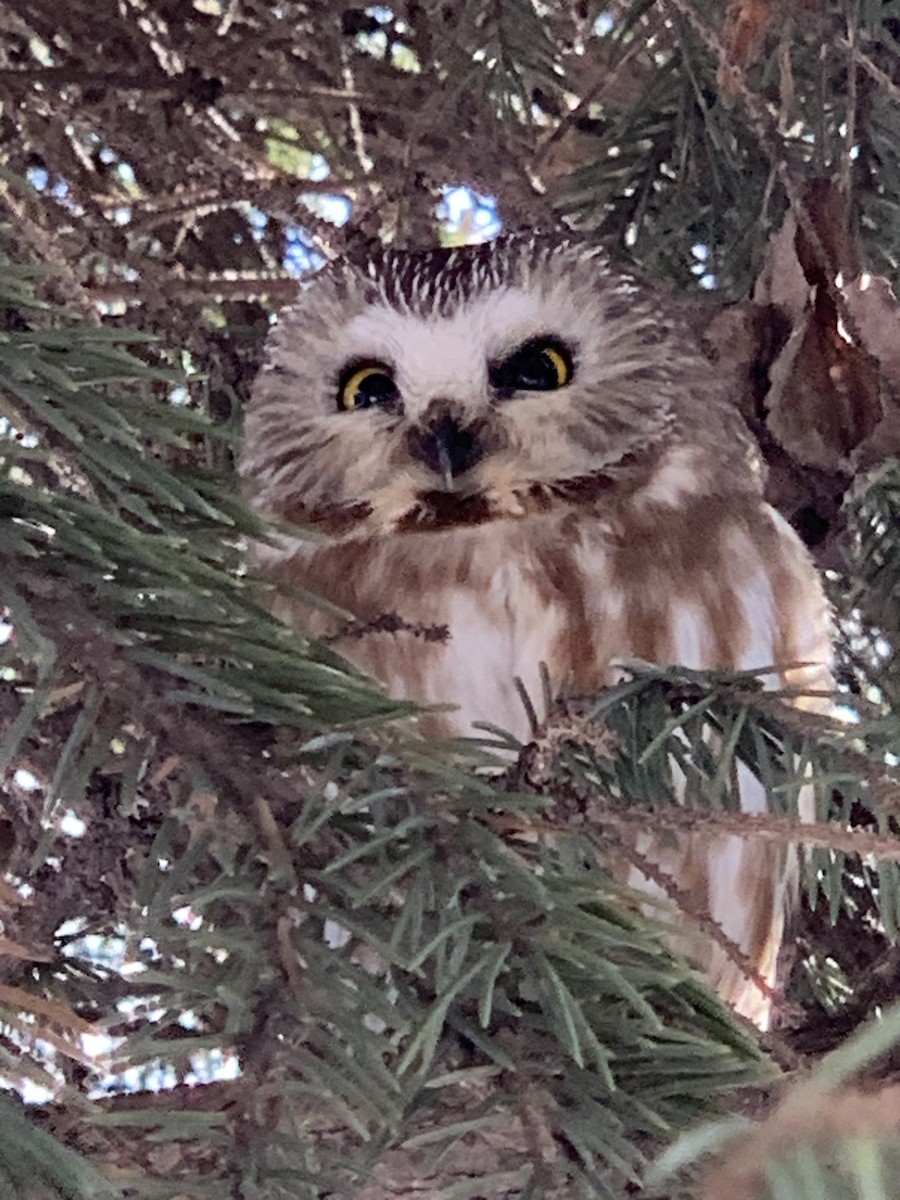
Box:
left=264, top=514, right=614, bottom=739
left=261, top=491, right=830, bottom=742
left=399, top=562, right=564, bottom=736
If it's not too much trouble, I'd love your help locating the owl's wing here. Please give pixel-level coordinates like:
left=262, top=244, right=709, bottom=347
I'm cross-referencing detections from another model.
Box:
left=627, top=504, right=833, bottom=1029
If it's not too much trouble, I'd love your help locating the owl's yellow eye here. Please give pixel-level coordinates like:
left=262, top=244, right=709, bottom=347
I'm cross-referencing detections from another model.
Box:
left=337, top=363, right=399, bottom=412
left=540, top=345, right=571, bottom=387
left=489, top=338, right=574, bottom=394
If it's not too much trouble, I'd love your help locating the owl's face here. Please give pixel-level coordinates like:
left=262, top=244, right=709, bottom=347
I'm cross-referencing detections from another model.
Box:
left=242, top=235, right=726, bottom=535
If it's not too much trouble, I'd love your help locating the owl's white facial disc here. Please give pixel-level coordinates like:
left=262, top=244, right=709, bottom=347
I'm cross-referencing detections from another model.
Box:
left=241, top=235, right=729, bottom=535
left=342, top=288, right=564, bottom=423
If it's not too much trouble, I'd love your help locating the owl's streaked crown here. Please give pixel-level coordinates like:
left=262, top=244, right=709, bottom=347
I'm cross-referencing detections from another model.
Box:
left=241, top=233, right=753, bottom=536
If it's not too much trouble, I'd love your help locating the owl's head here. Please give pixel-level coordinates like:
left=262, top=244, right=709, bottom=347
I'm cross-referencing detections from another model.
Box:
left=241, top=234, right=738, bottom=535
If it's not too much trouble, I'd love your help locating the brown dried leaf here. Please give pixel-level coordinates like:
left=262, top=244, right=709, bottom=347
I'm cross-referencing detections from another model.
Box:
left=766, top=290, right=881, bottom=471
left=841, top=273, right=900, bottom=391
left=701, top=300, right=790, bottom=427
left=752, top=211, right=810, bottom=322
left=754, top=180, right=857, bottom=308
left=753, top=194, right=882, bottom=472
left=794, top=178, right=859, bottom=286
left=840, top=272, right=900, bottom=469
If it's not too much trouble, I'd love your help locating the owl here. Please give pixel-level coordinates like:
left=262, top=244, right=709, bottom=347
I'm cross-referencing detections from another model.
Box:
left=240, top=233, right=833, bottom=1029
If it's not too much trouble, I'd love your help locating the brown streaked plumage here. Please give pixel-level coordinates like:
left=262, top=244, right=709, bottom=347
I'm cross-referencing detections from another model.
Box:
left=240, top=234, right=833, bottom=1027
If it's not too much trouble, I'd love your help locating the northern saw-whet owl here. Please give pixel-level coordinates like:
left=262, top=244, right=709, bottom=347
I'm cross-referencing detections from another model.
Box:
left=240, top=234, right=833, bottom=1028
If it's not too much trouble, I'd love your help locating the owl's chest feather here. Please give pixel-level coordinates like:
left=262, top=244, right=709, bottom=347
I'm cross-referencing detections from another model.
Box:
left=267, top=495, right=825, bottom=740
left=392, top=557, right=575, bottom=735
left=295, top=524, right=584, bottom=737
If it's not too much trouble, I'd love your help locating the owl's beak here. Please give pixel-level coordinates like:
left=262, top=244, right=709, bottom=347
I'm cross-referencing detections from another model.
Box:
left=407, top=410, right=484, bottom=489
left=435, top=438, right=456, bottom=491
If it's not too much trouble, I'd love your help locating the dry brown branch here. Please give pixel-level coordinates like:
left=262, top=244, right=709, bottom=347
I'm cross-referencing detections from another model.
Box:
left=500, top=801, right=900, bottom=862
